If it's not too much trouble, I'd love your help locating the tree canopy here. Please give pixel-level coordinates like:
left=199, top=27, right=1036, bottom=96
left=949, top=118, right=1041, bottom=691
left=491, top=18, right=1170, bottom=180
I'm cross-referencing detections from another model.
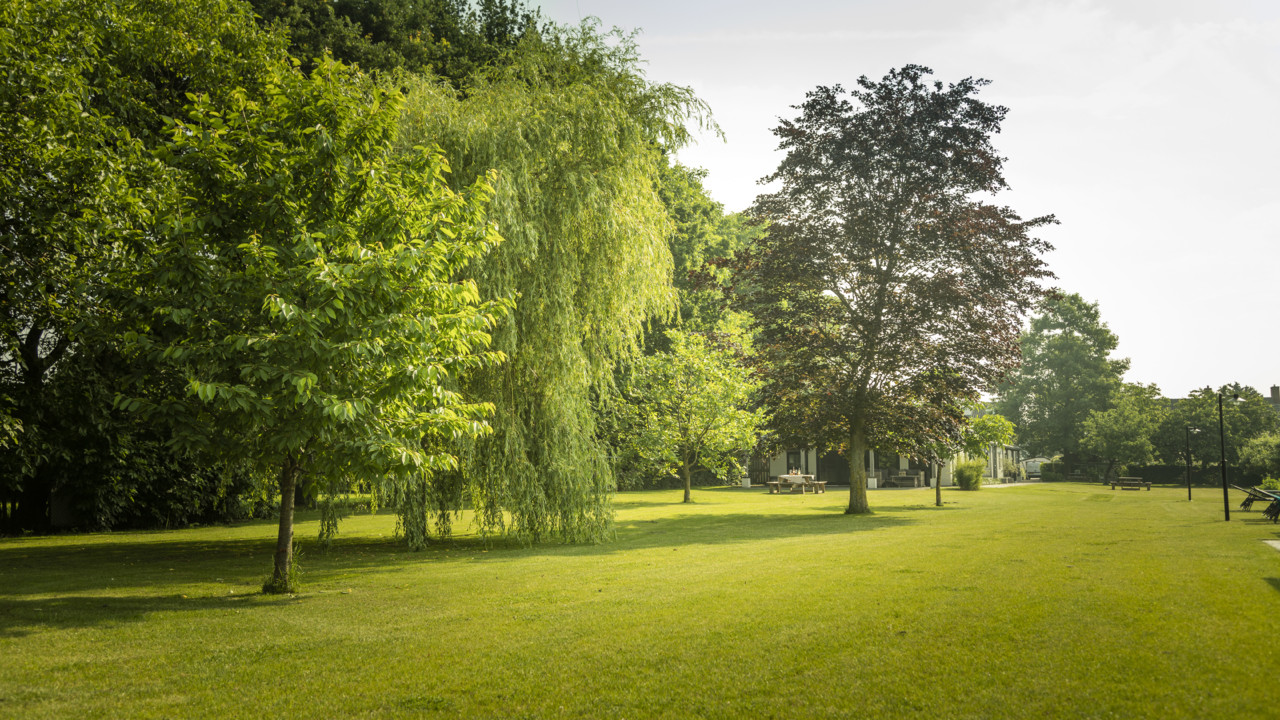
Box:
left=615, top=330, right=761, bottom=503
left=392, top=23, right=714, bottom=542
left=0, top=0, right=287, bottom=532
left=1081, top=382, right=1165, bottom=479
left=124, top=56, right=508, bottom=590
left=1152, top=384, right=1279, bottom=469
left=740, top=65, right=1053, bottom=514
left=248, top=0, right=544, bottom=82
left=993, top=293, right=1128, bottom=464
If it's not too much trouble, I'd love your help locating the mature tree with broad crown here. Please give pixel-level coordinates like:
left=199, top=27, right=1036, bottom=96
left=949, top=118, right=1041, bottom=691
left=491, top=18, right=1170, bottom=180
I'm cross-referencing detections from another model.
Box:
left=740, top=65, right=1054, bottom=515
left=617, top=330, right=761, bottom=503
left=1081, top=382, right=1165, bottom=480
left=993, top=293, right=1128, bottom=466
left=0, top=0, right=287, bottom=532
left=124, top=56, right=507, bottom=591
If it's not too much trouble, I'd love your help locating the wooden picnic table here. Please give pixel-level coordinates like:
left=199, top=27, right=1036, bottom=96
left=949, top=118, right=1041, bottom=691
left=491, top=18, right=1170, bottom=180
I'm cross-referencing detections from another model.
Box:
left=1109, top=476, right=1150, bottom=490
left=766, top=474, right=826, bottom=494
left=886, top=474, right=921, bottom=488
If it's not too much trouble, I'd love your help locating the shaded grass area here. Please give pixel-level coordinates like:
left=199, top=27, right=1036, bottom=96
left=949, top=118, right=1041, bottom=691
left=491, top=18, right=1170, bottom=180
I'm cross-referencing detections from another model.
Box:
left=3, top=484, right=1280, bottom=718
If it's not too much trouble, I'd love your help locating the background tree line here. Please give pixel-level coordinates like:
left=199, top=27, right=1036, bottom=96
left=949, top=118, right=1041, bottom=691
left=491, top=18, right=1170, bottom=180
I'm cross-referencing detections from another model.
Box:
left=993, top=293, right=1279, bottom=483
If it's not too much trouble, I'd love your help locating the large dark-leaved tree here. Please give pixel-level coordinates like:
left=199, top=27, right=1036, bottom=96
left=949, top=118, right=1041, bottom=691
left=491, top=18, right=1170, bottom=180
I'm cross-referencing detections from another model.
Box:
left=740, top=65, right=1054, bottom=514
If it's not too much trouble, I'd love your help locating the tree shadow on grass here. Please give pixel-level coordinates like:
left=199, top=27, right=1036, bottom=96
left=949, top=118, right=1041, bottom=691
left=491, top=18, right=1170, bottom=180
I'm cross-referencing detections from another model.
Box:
left=1264, top=578, right=1280, bottom=595
left=0, top=591, right=296, bottom=639
left=0, top=497, right=944, bottom=604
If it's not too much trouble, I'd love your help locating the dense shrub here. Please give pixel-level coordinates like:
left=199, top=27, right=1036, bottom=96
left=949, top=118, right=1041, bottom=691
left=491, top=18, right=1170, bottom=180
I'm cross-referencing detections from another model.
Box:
left=1041, top=470, right=1064, bottom=482
left=954, top=460, right=986, bottom=490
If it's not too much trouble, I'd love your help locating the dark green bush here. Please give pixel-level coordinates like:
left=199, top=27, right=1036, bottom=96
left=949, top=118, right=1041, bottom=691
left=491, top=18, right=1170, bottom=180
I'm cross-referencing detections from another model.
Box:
left=1041, top=470, right=1064, bottom=482
left=954, top=459, right=986, bottom=490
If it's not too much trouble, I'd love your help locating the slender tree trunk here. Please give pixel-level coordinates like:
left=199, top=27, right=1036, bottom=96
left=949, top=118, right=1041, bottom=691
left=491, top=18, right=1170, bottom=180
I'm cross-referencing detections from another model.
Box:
left=846, top=419, right=870, bottom=514
left=682, top=461, right=692, bottom=503
left=934, top=460, right=942, bottom=507
left=267, top=453, right=302, bottom=593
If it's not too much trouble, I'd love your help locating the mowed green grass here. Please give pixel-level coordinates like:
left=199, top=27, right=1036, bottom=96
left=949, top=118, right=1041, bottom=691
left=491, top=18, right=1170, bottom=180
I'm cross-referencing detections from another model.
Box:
left=3, top=483, right=1280, bottom=719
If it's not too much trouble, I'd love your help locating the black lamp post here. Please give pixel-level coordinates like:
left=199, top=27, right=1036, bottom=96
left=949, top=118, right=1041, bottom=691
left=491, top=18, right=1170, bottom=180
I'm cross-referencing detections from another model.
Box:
left=1185, top=426, right=1199, bottom=501
left=1218, top=392, right=1240, bottom=521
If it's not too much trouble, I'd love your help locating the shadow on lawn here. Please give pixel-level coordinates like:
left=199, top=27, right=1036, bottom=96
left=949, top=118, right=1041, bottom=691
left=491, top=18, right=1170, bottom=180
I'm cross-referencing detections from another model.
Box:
left=0, top=591, right=295, bottom=639
left=0, top=501, right=941, bottom=605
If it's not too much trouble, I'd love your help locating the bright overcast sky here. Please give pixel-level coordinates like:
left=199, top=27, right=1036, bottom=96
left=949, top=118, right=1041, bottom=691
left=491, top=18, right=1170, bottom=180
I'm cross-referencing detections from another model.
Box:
left=535, top=0, right=1280, bottom=399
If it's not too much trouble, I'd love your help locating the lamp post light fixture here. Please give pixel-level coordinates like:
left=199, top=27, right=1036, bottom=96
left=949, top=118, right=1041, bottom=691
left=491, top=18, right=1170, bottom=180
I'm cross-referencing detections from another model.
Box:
left=1185, top=426, right=1200, bottom=502
left=1218, top=391, right=1241, bottom=522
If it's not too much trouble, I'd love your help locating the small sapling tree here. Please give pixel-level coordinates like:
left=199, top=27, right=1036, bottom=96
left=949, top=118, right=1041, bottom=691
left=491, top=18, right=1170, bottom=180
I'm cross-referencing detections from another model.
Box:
left=619, top=330, right=761, bottom=503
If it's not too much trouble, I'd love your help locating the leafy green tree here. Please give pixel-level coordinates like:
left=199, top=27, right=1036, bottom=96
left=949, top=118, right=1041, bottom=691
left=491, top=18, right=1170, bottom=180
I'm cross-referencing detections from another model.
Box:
left=652, top=161, right=762, bottom=341
left=0, top=0, right=286, bottom=532
left=1239, top=433, right=1280, bottom=481
left=617, top=330, right=761, bottom=503
left=739, top=66, right=1054, bottom=515
left=249, top=0, right=543, bottom=82
left=962, top=413, right=1017, bottom=460
left=125, top=57, right=507, bottom=591
left=393, top=23, right=712, bottom=542
left=1153, top=384, right=1279, bottom=470
left=1081, top=382, right=1165, bottom=479
left=993, top=293, right=1128, bottom=466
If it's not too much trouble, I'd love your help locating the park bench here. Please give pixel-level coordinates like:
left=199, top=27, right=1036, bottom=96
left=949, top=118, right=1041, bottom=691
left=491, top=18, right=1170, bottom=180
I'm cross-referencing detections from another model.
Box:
left=885, top=474, right=921, bottom=488
left=1109, top=477, right=1150, bottom=491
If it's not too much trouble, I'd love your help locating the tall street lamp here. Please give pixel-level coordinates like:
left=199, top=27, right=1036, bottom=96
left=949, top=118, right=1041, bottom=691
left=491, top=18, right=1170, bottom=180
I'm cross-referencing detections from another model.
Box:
left=1218, top=392, right=1240, bottom=522
left=1185, top=426, right=1199, bottom=502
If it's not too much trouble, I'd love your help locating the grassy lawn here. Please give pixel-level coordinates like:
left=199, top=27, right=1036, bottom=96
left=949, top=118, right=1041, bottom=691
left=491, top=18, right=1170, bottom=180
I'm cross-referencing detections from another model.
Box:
left=3, top=482, right=1279, bottom=719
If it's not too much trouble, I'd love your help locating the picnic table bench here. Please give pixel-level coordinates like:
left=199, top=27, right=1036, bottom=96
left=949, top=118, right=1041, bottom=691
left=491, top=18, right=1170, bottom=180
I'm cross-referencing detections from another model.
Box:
left=1109, top=477, right=1150, bottom=490
left=885, top=474, right=922, bottom=488
left=767, top=475, right=826, bottom=494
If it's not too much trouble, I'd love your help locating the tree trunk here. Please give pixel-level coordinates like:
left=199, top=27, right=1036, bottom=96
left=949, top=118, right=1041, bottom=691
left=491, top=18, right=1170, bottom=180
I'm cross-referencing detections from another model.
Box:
left=266, top=453, right=302, bottom=593
left=12, top=469, right=53, bottom=534
left=934, top=460, right=942, bottom=507
left=846, top=420, right=870, bottom=514
left=682, top=461, right=692, bottom=503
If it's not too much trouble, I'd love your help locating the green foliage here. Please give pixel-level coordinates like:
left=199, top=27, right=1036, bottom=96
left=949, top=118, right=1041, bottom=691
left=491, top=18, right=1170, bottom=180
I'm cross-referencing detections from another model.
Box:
left=0, top=0, right=288, bottom=532
left=1081, top=382, right=1165, bottom=478
left=1152, top=384, right=1279, bottom=468
left=962, top=412, right=1016, bottom=460
left=126, top=55, right=507, bottom=581
left=393, top=22, right=713, bottom=542
left=249, top=0, right=544, bottom=83
left=994, top=293, right=1128, bottom=461
left=614, top=330, right=762, bottom=501
left=954, top=459, right=987, bottom=490
left=1259, top=476, right=1280, bottom=491
left=650, top=161, right=762, bottom=343
left=1239, top=433, right=1280, bottom=481
left=739, top=66, right=1053, bottom=513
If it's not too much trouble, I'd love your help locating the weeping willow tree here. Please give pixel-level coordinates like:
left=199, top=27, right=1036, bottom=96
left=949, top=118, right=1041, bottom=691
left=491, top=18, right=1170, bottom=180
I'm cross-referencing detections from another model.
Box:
left=394, top=21, right=713, bottom=543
